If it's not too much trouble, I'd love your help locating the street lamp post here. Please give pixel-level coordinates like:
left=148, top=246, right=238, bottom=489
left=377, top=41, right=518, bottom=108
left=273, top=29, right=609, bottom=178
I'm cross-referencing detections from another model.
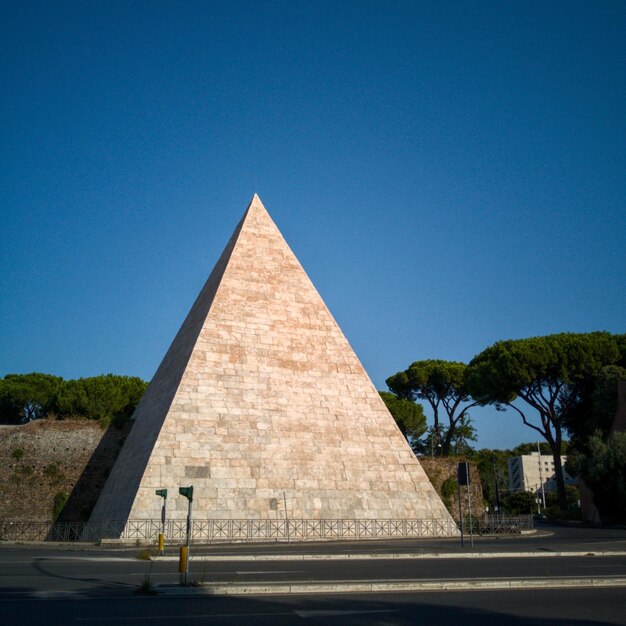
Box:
left=537, top=442, right=547, bottom=512
left=492, top=461, right=501, bottom=517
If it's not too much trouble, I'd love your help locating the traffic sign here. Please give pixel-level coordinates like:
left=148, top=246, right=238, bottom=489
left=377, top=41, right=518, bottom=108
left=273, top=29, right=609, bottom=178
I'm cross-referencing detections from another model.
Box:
left=179, top=486, right=194, bottom=501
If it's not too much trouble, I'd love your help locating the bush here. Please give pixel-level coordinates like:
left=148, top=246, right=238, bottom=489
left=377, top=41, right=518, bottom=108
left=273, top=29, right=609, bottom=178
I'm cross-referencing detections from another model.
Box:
left=52, top=491, right=68, bottom=520
left=545, top=505, right=581, bottom=522
left=576, top=432, right=626, bottom=522
left=11, top=448, right=24, bottom=461
left=440, top=477, right=457, bottom=510
left=44, top=463, right=65, bottom=485
left=503, top=491, right=536, bottom=516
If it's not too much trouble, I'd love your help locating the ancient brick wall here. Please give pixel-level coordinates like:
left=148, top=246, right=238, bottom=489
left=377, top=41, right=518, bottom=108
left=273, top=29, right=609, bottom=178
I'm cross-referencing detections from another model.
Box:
left=0, top=420, right=129, bottom=522
left=419, top=457, right=485, bottom=520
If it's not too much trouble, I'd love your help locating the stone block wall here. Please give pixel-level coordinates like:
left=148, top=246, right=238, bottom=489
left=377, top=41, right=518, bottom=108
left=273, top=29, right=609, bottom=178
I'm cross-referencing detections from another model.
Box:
left=0, top=420, right=129, bottom=522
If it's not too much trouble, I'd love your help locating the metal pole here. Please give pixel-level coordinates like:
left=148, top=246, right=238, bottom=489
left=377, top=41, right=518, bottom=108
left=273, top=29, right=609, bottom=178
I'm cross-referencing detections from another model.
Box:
left=160, top=499, right=166, bottom=554
left=537, top=441, right=546, bottom=511
left=283, top=491, right=290, bottom=543
left=493, top=461, right=501, bottom=517
left=457, top=481, right=464, bottom=548
left=185, top=498, right=192, bottom=584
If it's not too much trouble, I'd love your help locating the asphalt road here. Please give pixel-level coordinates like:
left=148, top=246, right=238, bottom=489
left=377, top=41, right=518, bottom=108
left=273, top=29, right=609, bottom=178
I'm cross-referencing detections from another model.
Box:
left=1, top=589, right=625, bottom=625
left=1, top=522, right=625, bottom=625
left=2, top=548, right=626, bottom=590
left=180, top=520, right=626, bottom=556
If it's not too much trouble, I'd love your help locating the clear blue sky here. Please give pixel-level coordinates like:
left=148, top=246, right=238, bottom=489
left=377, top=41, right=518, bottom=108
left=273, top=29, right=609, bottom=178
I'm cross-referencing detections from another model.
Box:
left=2, top=1, right=625, bottom=450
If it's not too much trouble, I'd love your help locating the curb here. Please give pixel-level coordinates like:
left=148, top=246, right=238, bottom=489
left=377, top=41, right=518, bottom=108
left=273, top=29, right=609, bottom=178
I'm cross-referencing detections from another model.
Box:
left=155, top=550, right=626, bottom=562
left=155, top=576, right=626, bottom=596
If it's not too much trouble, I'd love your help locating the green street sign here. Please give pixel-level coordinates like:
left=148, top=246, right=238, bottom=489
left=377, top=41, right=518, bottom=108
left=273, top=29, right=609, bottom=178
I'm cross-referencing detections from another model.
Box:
left=179, top=486, right=194, bottom=501
left=155, top=489, right=168, bottom=498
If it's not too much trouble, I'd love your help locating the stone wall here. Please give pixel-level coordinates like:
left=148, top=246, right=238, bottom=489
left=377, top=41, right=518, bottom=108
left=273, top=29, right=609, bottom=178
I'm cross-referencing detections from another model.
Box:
left=0, top=420, right=130, bottom=522
left=0, top=419, right=482, bottom=525
left=419, top=457, right=485, bottom=520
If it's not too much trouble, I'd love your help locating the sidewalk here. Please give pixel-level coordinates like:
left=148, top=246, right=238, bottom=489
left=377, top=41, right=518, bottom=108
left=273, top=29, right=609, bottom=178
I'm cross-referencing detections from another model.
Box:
left=155, top=576, right=626, bottom=596
left=155, top=529, right=556, bottom=560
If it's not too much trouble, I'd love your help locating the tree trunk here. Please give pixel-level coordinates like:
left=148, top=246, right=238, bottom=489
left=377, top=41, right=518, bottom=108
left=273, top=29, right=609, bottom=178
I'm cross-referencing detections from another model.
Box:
left=550, top=430, right=568, bottom=510
left=431, top=405, right=443, bottom=457
left=442, top=428, right=453, bottom=457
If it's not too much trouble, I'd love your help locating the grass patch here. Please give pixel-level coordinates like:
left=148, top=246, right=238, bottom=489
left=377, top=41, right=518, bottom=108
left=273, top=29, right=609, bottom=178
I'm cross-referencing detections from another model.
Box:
left=136, top=575, right=157, bottom=595
left=44, top=463, right=65, bottom=485
left=52, top=491, right=68, bottom=520
left=135, top=548, right=155, bottom=561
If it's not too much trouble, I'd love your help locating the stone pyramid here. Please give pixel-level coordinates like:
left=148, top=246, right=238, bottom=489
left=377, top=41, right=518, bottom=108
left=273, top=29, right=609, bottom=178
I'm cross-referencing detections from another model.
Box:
left=89, top=195, right=453, bottom=529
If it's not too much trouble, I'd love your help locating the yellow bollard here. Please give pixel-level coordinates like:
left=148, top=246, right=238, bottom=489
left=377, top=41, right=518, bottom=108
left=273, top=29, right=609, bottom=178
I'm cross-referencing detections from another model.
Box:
left=158, top=532, right=165, bottom=553
left=179, top=545, right=188, bottom=574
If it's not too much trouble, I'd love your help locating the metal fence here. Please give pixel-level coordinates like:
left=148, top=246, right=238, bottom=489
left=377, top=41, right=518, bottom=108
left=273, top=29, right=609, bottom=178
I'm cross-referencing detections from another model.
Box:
left=0, top=516, right=532, bottom=543
left=459, top=515, right=534, bottom=535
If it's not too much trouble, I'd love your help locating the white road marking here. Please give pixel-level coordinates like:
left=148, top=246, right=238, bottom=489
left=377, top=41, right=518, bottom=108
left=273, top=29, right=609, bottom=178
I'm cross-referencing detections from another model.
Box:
left=234, top=570, right=305, bottom=575
left=295, top=609, right=400, bottom=617
left=75, top=611, right=295, bottom=621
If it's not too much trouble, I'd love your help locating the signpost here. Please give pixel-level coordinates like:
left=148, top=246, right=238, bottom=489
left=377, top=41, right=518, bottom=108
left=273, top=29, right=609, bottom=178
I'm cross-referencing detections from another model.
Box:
left=178, top=486, right=193, bottom=584
left=457, top=462, right=474, bottom=548
left=155, top=489, right=167, bottom=554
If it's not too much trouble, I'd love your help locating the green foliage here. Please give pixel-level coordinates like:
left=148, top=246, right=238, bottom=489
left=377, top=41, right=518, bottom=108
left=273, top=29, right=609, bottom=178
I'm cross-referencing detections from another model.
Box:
left=542, top=487, right=571, bottom=507
left=615, top=334, right=626, bottom=368
left=135, top=549, right=155, bottom=561
left=0, top=372, right=147, bottom=425
left=0, top=373, right=64, bottom=423
left=379, top=391, right=427, bottom=443
left=544, top=486, right=582, bottom=521
left=503, top=491, right=536, bottom=516
left=563, top=357, right=625, bottom=522
left=448, top=415, right=477, bottom=455
left=466, top=332, right=622, bottom=508
left=386, top=360, right=478, bottom=456
left=44, top=463, right=65, bottom=485
left=512, top=441, right=566, bottom=456
left=11, top=448, right=24, bottom=461
left=570, top=432, right=626, bottom=522
left=136, top=574, right=156, bottom=595
left=439, top=477, right=457, bottom=511
left=441, top=477, right=457, bottom=498
left=52, top=491, right=68, bottom=520
left=467, top=332, right=620, bottom=404
left=11, top=463, right=34, bottom=485
left=473, top=448, right=509, bottom=510
left=566, top=365, right=626, bottom=447
left=56, top=374, right=148, bottom=424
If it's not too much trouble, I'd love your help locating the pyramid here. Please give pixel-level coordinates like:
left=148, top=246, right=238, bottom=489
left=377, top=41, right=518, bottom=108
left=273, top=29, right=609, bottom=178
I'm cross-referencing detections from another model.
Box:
left=89, top=195, right=454, bottom=532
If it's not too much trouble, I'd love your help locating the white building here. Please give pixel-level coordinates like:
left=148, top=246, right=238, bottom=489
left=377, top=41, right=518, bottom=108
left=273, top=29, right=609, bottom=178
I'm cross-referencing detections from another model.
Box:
left=508, top=452, right=576, bottom=494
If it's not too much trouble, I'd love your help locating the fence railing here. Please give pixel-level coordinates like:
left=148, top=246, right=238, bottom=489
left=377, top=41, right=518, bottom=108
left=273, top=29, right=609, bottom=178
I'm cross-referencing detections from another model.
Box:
left=459, top=515, right=534, bottom=535
left=0, top=516, right=532, bottom=543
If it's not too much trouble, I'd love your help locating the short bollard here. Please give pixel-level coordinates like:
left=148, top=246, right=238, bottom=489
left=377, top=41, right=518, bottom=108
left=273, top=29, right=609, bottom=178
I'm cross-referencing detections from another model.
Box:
left=179, top=545, right=188, bottom=583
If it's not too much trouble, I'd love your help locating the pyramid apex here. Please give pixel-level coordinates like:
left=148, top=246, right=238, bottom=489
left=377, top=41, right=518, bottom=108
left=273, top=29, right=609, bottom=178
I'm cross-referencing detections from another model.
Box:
left=245, top=193, right=269, bottom=218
